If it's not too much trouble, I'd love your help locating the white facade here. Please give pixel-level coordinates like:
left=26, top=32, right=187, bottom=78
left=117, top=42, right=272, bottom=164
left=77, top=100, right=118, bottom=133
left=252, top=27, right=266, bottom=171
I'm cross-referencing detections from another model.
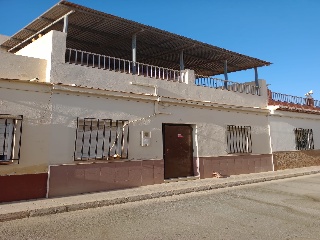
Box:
left=0, top=31, right=272, bottom=168
left=0, top=30, right=274, bottom=201
left=269, top=109, right=320, bottom=152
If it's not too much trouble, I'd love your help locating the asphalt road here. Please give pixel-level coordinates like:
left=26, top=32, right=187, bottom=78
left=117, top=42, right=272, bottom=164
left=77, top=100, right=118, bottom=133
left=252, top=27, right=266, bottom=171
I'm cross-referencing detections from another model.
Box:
left=1, top=174, right=320, bottom=240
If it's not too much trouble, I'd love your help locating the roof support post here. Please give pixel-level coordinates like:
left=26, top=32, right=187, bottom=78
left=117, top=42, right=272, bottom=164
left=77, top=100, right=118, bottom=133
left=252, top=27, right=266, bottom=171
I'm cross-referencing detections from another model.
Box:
left=132, top=33, right=137, bottom=74
left=224, top=60, right=228, bottom=89
left=180, top=50, right=184, bottom=71
left=254, top=67, right=259, bottom=86
left=254, top=67, right=260, bottom=95
left=63, top=15, right=68, bottom=33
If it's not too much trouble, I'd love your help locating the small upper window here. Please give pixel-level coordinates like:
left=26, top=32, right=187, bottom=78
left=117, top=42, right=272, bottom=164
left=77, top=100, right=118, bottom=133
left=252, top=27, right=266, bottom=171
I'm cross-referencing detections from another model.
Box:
left=294, top=128, right=314, bottom=150
left=74, top=118, right=129, bottom=161
left=0, top=115, right=23, bottom=164
left=226, top=125, right=252, bottom=154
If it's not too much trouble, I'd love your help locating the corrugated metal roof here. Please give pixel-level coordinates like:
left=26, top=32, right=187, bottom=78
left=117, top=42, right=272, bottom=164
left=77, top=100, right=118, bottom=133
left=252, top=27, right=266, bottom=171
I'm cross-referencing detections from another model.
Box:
left=1, top=1, right=271, bottom=76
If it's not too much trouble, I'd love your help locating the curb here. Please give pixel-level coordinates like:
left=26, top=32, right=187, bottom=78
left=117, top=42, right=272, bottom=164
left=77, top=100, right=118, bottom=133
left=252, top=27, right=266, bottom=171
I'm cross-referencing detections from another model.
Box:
left=1, top=170, right=320, bottom=222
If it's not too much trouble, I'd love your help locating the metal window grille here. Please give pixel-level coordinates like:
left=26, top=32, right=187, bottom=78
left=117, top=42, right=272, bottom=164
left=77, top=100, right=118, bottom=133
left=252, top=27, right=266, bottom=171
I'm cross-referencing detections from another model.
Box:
left=0, top=115, right=23, bottom=163
left=226, top=125, right=252, bottom=154
left=74, top=118, right=129, bottom=160
left=294, top=128, right=314, bottom=150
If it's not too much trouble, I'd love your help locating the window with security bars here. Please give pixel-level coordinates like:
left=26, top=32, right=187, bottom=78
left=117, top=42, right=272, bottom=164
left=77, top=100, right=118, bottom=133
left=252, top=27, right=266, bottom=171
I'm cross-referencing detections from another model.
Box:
left=74, top=118, right=129, bottom=160
left=226, top=125, right=252, bottom=154
left=0, top=115, right=23, bottom=163
left=294, top=128, right=314, bottom=150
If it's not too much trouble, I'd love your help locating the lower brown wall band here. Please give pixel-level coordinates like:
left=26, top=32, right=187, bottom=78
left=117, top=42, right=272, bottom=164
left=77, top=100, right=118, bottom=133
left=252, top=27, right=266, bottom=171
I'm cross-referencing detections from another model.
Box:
left=0, top=173, right=48, bottom=203
left=48, top=160, right=164, bottom=198
left=199, top=154, right=273, bottom=179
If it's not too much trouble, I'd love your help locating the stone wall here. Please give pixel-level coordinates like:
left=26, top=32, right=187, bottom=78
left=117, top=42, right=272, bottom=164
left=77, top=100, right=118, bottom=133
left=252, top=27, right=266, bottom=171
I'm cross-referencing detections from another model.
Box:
left=273, top=150, right=320, bottom=170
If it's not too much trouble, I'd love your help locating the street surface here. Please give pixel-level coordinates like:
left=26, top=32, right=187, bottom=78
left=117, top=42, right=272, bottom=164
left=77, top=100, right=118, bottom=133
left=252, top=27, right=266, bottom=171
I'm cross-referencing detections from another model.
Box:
left=0, top=174, right=320, bottom=240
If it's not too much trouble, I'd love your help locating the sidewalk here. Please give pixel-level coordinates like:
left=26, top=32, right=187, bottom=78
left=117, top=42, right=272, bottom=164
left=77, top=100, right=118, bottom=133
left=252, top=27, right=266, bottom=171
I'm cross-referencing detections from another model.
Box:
left=1, top=166, right=320, bottom=222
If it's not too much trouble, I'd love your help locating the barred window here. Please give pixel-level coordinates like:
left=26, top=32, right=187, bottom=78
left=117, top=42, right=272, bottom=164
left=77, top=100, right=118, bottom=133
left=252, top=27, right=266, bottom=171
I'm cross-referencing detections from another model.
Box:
left=0, top=115, right=23, bottom=163
left=74, top=118, right=129, bottom=160
left=226, top=125, right=252, bottom=154
left=294, top=128, right=314, bottom=150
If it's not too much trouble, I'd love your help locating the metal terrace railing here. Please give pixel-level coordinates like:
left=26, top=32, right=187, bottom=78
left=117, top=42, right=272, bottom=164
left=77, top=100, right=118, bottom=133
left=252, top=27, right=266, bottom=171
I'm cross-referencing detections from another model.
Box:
left=269, top=91, right=320, bottom=108
left=65, top=48, right=181, bottom=81
left=195, top=75, right=260, bottom=96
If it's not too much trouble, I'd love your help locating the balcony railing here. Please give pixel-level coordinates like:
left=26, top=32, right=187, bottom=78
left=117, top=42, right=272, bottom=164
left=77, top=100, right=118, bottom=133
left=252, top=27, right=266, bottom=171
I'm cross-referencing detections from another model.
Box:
left=268, top=90, right=320, bottom=108
left=65, top=49, right=262, bottom=96
left=195, top=75, right=260, bottom=96
left=65, top=48, right=181, bottom=81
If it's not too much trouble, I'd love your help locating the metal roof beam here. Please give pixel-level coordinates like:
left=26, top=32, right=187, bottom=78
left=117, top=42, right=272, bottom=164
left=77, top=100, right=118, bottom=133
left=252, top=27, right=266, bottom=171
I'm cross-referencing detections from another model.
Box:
left=8, top=11, right=75, bottom=52
left=39, top=16, right=118, bottom=40
left=67, top=37, right=145, bottom=59
left=138, top=43, right=196, bottom=62
left=63, top=21, right=144, bottom=48
left=60, top=1, right=147, bottom=33
left=39, top=15, right=131, bottom=46
left=23, top=28, right=37, bottom=34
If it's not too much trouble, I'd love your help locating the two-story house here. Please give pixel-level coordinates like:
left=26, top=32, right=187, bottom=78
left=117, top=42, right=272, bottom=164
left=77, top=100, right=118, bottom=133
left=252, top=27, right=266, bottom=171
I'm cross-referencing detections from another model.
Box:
left=0, top=1, right=273, bottom=202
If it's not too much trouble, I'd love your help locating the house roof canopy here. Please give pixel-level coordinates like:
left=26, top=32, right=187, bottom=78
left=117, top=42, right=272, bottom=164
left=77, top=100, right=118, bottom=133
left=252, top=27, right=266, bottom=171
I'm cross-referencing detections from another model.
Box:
left=1, top=1, right=271, bottom=76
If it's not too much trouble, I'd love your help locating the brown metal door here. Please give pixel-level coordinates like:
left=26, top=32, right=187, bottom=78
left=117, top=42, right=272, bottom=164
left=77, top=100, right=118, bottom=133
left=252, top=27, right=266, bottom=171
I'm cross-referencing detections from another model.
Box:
left=163, top=124, right=194, bottom=179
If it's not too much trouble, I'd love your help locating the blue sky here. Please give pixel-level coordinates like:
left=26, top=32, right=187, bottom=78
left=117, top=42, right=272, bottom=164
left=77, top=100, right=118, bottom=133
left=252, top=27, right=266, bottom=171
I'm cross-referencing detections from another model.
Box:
left=0, top=0, right=319, bottom=99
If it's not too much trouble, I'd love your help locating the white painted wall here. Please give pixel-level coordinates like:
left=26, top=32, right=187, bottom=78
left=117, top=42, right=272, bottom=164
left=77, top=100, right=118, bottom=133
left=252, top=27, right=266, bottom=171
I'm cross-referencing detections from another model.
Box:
left=269, top=110, right=320, bottom=152
left=0, top=34, right=9, bottom=44
left=0, top=79, right=271, bottom=175
left=0, top=34, right=9, bottom=52
left=15, top=30, right=66, bottom=82
left=47, top=86, right=271, bottom=165
left=51, top=62, right=269, bottom=108
left=0, top=51, right=46, bottom=81
left=0, top=80, right=52, bottom=175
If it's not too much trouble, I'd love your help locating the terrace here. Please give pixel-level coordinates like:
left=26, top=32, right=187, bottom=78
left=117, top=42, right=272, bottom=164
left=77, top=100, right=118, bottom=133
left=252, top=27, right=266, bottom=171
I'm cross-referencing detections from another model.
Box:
left=1, top=1, right=270, bottom=96
left=268, top=90, right=320, bottom=113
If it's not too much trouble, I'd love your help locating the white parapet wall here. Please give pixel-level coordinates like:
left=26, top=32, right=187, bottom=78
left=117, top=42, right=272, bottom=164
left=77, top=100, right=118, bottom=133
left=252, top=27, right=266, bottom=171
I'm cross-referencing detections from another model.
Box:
left=0, top=34, right=9, bottom=52
left=0, top=51, right=47, bottom=81
left=51, top=62, right=269, bottom=109
left=15, top=30, right=66, bottom=82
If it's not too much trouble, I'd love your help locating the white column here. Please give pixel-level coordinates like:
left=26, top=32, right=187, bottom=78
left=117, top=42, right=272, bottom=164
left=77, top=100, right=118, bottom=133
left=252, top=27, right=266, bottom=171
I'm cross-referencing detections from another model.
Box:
left=132, top=34, right=137, bottom=74
left=63, top=15, right=68, bottom=33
